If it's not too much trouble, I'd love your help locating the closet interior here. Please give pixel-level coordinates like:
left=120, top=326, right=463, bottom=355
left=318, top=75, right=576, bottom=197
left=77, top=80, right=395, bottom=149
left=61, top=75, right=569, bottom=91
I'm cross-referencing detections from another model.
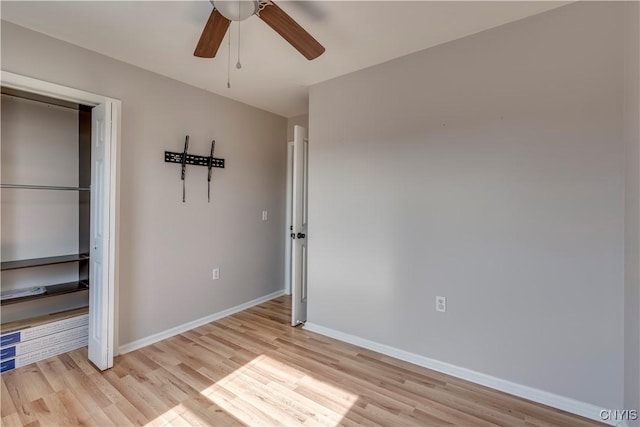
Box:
left=1, top=87, right=92, bottom=372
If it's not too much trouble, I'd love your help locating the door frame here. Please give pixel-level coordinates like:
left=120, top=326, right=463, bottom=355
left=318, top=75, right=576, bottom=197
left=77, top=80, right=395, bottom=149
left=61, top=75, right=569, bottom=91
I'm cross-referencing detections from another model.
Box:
left=284, top=140, right=294, bottom=295
left=290, top=125, right=308, bottom=326
left=1, top=70, right=121, bottom=368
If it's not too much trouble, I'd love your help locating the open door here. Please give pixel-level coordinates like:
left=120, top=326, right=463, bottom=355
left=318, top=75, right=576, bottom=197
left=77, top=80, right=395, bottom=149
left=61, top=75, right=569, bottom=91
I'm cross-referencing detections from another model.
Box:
left=88, top=102, right=114, bottom=370
left=291, top=126, right=308, bottom=326
left=284, top=141, right=294, bottom=295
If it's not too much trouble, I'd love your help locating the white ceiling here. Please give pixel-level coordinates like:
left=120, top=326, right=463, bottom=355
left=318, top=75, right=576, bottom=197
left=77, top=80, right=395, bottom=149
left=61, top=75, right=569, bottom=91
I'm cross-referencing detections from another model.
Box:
left=1, top=1, right=567, bottom=118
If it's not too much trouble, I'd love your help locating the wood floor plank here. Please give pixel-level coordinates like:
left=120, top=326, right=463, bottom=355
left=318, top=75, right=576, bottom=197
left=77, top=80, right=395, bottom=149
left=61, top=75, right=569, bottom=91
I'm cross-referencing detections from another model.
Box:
left=102, top=370, right=156, bottom=422
left=39, top=391, right=84, bottom=426
left=0, top=295, right=606, bottom=427
left=0, top=374, right=18, bottom=417
left=65, top=348, right=98, bottom=377
left=100, top=403, right=132, bottom=426
left=84, top=370, right=126, bottom=405
left=219, top=372, right=310, bottom=426
left=2, top=371, right=42, bottom=425
left=2, top=365, right=54, bottom=404
left=272, top=344, right=501, bottom=427
left=109, top=398, right=149, bottom=426
left=177, top=394, right=244, bottom=427
left=19, top=399, right=52, bottom=427
left=57, top=380, right=110, bottom=426
left=35, top=358, right=71, bottom=393
left=137, top=344, right=182, bottom=367
left=203, top=386, right=283, bottom=427
left=2, top=412, right=23, bottom=426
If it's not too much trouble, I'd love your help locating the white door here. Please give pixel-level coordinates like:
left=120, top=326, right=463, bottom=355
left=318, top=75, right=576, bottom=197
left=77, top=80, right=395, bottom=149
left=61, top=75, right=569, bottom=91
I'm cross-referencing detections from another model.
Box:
left=284, top=141, right=295, bottom=295
left=291, top=126, right=309, bottom=326
left=88, top=102, right=114, bottom=370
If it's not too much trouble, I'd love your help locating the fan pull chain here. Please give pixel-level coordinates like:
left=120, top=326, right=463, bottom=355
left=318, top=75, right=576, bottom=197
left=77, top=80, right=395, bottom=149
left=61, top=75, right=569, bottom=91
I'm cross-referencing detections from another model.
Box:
left=236, top=8, right=242, bottom=70
left=227, top=29, right=231, bottom=88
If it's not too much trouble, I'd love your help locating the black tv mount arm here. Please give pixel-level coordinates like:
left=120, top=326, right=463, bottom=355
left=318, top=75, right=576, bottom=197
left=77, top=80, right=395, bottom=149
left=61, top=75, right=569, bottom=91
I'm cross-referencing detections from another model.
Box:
left=165, top=136, right=225, bottom=203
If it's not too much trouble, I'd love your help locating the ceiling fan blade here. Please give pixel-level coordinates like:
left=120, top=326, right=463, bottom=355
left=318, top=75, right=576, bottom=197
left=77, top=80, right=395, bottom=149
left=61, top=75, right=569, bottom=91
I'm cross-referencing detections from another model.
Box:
left=194, top=8, right=231, bottom=58
left=258, top=2, right=325, bottom=60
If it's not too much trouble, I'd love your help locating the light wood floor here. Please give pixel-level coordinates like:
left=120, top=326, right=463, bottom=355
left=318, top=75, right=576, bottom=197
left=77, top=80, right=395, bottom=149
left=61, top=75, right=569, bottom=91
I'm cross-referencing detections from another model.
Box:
left=1, top=296, right=604, bottom=427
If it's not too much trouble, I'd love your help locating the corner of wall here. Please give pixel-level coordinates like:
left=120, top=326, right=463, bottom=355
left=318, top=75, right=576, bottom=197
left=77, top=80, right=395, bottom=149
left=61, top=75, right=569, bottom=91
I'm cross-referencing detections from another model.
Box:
left=624, top=0, right=640, bottom=422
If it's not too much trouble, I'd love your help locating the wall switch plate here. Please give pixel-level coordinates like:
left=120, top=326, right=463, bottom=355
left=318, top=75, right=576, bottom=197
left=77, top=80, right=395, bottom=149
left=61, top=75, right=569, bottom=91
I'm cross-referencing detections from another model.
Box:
left=212, top=268, right=220, bottom=280
left=436, top=296, right=446, bottom=312
left=262, top=210, right=268, bottom=221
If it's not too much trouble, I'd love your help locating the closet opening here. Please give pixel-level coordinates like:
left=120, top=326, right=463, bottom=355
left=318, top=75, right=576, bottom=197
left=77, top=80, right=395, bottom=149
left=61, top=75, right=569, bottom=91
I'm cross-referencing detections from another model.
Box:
left=0, top=75, right=119, bottom=372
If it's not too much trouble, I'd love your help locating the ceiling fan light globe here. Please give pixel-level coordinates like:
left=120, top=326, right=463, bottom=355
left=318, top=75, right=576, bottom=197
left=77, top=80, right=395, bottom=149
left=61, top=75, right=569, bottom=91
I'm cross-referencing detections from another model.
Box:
left=212, top=0, right=258, bottom=21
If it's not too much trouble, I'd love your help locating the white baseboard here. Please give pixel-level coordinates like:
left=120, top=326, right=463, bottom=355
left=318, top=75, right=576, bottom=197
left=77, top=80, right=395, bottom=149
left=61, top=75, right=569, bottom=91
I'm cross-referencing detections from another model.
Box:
left=118, top=290, right=285, bottom=355
left=304, top=322, right=614, bottom=426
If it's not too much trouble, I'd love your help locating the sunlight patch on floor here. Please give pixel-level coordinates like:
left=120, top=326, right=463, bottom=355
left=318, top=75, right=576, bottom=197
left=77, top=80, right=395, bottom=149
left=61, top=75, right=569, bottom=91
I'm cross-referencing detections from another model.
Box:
left=200, top=354, right=359, bottom=426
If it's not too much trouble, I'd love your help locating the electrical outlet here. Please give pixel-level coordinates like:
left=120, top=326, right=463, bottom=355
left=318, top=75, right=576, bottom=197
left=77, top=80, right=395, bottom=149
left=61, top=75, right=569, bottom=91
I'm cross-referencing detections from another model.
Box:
left=262, top=210, right=268, bottom=221
left=212, top=268, right=220, bottom=280
left=436, top=296, right=446, bottom=313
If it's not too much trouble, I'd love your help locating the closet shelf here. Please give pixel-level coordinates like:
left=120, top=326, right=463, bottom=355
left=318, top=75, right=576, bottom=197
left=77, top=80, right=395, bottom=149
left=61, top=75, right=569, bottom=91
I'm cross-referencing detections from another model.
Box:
left=0, top=281, right=89, bottom=306
left=1, top=254, right=89, bottom=271
left=0, top=184, right=90, bottom=191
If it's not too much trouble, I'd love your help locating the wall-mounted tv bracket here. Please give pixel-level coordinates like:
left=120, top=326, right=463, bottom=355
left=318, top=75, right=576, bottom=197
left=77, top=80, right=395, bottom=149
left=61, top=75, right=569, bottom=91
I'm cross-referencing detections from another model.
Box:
left=165, top=136, right=225, bottom=203
left=207, top=140, right=216, bottom=203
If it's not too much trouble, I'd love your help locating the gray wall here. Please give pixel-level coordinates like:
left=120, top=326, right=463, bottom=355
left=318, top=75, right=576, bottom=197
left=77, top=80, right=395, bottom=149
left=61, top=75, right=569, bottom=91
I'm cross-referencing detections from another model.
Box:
left=624, top=1, right=640, bottom=422
left=1, top=21, right=287, bottom=347
left=308, top=2, right=625, bottom=409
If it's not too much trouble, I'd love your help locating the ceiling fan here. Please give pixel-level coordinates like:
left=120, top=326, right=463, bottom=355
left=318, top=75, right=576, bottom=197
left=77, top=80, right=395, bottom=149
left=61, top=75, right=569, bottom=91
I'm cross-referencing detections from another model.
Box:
left=194, top=0, right=325, bottom=60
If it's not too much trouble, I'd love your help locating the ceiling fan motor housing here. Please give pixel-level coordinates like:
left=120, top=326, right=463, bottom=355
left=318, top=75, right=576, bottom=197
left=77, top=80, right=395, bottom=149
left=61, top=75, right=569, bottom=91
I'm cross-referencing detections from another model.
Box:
left=211, top=0, right=259, bottom=21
